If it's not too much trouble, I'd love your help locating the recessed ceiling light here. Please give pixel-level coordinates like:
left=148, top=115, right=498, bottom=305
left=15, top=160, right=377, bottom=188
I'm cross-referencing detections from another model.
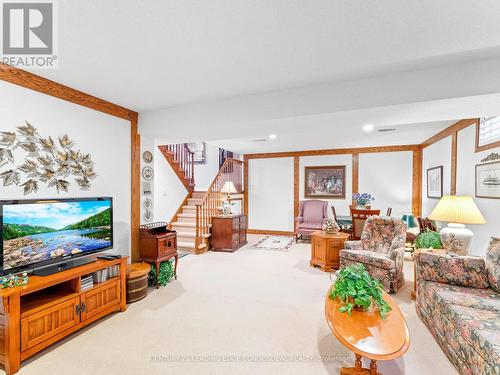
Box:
left=269, top=134, right=277, bottom=139
left=363, top=124, right=375, bottom=132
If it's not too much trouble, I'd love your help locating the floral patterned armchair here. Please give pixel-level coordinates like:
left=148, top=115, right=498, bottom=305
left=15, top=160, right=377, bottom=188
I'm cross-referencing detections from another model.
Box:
left=339, top=216, right=407, bottom=293
left=415, top=237, right=500, bottom=375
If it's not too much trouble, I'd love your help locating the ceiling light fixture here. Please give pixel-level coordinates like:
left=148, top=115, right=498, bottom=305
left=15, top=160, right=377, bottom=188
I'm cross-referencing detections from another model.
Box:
left=363, top=124, right=375, bottom=132
left=268, top=134, right=277, bottom=139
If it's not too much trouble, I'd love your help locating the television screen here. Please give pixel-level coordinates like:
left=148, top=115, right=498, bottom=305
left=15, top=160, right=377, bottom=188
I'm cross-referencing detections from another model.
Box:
left=1, top=197, right=113, bottom=272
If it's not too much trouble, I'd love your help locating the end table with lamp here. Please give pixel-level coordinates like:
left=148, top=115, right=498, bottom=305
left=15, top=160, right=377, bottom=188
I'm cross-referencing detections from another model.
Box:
left=428, top=195, right=485, bottom=255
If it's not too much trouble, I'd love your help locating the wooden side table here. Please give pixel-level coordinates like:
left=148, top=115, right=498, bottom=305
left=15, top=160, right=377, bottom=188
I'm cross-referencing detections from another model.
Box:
left=310, top=231, right=351, bottom=271
left=411, top=248, right=446, bottom=300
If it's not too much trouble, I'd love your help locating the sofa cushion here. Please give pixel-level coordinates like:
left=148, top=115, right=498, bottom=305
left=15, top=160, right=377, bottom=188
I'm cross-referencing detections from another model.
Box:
left=339, top=249, right=395, bottom=270
left=417, top=252, right=490, bottom=289
left=360, top=217, right=406, bottom=255
left=445, top=304, right=500, bottom=369
left=298, top=223, right=322, bottom=230
left=485, top=237, right=500, bottom=293
left=421, top=281, right=500, bottom=313
left=419, top=281, right=500, bottom=371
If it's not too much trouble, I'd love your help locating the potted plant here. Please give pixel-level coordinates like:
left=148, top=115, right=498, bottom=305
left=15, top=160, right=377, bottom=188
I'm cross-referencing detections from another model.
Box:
left=329, top=264, right=391, bottom=319
left=352, top=192, right=375, bottom=209
left=415, top=230, right=442, bottom=250
left=322, top=218, right=340, bottom=234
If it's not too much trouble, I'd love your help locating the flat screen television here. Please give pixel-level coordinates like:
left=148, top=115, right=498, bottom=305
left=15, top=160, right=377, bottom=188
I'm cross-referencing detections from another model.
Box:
left=0, top=197, right=113, bottom=274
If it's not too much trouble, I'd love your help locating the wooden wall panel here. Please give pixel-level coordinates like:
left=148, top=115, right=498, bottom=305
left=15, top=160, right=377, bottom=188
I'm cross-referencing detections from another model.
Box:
left=352, top=153, right=359, bottom=198
left=412, top=149, right=423, bottom=217
left=293, top=156, right=299, bottom=219
left=0, top=65, right=140, bottom=262
left=244, top=144, right=420, bottom=160
left=243, top=157, right=249, bottom=216
left=130, top=115, right=140, bottom=262
left=451, top=132, right=458, bottom=195
left=421, top=118, right=477, bottom=148
left=0, top=64, right=136, bottom=121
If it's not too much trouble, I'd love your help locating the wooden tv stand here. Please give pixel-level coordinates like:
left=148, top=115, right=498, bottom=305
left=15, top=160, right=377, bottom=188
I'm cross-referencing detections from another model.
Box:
left=0, top=257, right=128, bottom=375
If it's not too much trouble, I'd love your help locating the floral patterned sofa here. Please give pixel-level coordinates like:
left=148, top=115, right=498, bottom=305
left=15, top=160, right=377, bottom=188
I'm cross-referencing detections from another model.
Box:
left=339, top=216, right=407, bottom=293
left=415, top=237, right=500, bottom=375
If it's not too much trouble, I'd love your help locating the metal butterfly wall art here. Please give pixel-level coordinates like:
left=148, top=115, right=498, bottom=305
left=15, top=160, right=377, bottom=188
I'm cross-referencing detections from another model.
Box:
left=0, top=121, right=97, bottom=194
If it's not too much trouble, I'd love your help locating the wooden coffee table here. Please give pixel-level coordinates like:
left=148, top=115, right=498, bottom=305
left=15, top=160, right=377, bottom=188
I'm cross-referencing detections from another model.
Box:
left=325, top=287, right=410, bottom=375
left=310, top=231, right=350, bottom=271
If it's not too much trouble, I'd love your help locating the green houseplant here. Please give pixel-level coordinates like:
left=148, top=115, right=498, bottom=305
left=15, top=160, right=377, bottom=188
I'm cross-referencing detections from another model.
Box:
left=415, top=230, right=442, bottom=249
left=148, top=260, right=175, bottom=287
left=329, top=264, right=391, bottom=319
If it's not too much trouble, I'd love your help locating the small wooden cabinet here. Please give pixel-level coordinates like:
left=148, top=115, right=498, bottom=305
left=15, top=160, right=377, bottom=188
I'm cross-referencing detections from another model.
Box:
left=211, top=214, right=247, bottom=252
left=310, top=231, right=350, bottom=271
left=139, top=223, right=178, bottom=287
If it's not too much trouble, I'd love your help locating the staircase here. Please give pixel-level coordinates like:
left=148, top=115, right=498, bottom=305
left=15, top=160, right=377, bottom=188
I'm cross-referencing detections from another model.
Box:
left=170, top=191, right=205, bottom=252
left=158, top=143, right=244, bottom=254
left=158, top=144, right=195, bottom=191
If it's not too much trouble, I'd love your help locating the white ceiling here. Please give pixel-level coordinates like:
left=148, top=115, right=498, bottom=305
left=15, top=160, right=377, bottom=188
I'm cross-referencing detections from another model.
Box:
left=208, top=120, right=456, bottom=154
left=41, top=0, right=500, bottom=111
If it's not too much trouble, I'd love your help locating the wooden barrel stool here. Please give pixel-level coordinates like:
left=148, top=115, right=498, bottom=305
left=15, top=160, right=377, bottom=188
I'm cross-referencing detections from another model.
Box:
left=126, top=263, right=151, bottom=303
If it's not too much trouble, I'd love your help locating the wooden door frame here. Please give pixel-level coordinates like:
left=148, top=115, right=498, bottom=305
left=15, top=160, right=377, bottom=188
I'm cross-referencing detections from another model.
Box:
left=0, top=64, right=141, bottom=262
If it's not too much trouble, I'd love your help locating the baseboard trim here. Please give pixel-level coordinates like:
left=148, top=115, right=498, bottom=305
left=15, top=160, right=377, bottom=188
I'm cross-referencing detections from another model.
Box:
left=247, top=229, right=295, bottom=236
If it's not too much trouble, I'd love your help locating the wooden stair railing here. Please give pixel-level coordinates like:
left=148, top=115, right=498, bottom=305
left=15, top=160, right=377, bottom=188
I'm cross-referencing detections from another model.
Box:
left=158, top=144, right=195, bottom=191
left=195, top=158, right=244, bottom=251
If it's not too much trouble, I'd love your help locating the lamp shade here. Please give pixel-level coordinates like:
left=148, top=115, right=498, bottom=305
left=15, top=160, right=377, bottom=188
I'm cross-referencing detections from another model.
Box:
left=429, top=195, right=485, bottom=225
left=221, top=181, right=238, bottom=194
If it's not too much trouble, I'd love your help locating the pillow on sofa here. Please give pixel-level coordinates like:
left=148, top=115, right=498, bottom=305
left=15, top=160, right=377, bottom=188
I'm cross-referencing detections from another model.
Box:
left=485, top=237, right=500, bottom=293
left=417, top=252, right=490, bottom=289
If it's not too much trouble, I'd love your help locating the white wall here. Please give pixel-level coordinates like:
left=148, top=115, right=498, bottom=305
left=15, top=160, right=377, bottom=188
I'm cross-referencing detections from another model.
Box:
left=0, top=81, right=131, bottom=256
left=299, top=154, right=352, bottom=217
left=457, top=126, right=500, bottom=255
left=421, top=125, right=500, bottom=256
left=153, top=144, right=187, bottom=223
left=248, top=158, right=294, bottom=231
left=194, top=143, right=220, bottom=190
left=247, top=151, right=414, bottom=232
left=358, top=152, right=413, bottom=218
left=422, top=137, right=452, bottom=216
left=140, top=136, right=155, bottom=224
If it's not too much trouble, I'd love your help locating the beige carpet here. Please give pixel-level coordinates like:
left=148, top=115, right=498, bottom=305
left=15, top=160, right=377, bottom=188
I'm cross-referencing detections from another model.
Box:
left=15, top=235, right=457, bottom=375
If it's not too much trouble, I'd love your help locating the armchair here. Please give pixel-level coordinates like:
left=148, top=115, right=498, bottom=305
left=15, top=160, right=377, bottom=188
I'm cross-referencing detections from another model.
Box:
left=339, top=216, right=407, bottom=293
left=295, top=200, right=328, bottom=240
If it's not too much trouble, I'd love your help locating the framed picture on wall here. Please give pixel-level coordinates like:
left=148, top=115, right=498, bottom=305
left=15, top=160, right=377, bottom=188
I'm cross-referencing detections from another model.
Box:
left=305, top=165, right=346, bottom=199
left=427, top=166, right=443, bottom=198
left=476, top=161, right=500, bottom=199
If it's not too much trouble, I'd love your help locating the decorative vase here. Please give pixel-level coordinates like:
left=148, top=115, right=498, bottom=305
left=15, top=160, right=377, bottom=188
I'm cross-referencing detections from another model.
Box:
left=439, top=223, right=473, bottom=255
left=355, top=204, right=371, bottom=210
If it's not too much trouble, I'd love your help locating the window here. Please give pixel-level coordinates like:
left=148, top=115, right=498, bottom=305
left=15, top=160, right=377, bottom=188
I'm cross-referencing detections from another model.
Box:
left=476, top=117, right=500, bottom=152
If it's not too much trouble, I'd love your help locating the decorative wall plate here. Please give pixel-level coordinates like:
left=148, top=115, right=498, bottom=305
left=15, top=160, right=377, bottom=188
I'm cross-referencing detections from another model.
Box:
left=143, top=198, right=152, bottom=209
left=142, top=166, right=153, bottom=180
left=143, top=151, right=153, bottom=163
left=143, top=209, right=153, bottom=222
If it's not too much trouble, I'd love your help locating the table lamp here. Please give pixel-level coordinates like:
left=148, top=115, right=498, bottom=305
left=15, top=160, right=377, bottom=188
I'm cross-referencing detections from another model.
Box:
left=221, top=181, right=238, bottom=215
left=428, top=195, right=485, bottom=255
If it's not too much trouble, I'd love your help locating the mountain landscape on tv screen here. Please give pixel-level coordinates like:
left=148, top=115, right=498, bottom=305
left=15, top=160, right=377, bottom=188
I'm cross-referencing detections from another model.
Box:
left=3, top=207, right=111, bottom=270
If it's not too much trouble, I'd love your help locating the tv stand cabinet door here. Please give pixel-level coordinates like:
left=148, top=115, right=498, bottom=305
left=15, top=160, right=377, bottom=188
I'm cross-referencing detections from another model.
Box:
left=21, top=296, right=80, bottom=352
left=80, top=280, right=120, bottom=322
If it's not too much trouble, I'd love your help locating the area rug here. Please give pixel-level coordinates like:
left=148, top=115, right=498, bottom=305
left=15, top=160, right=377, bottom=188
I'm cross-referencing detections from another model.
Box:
left=249, top=235, right=296, bottom=251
